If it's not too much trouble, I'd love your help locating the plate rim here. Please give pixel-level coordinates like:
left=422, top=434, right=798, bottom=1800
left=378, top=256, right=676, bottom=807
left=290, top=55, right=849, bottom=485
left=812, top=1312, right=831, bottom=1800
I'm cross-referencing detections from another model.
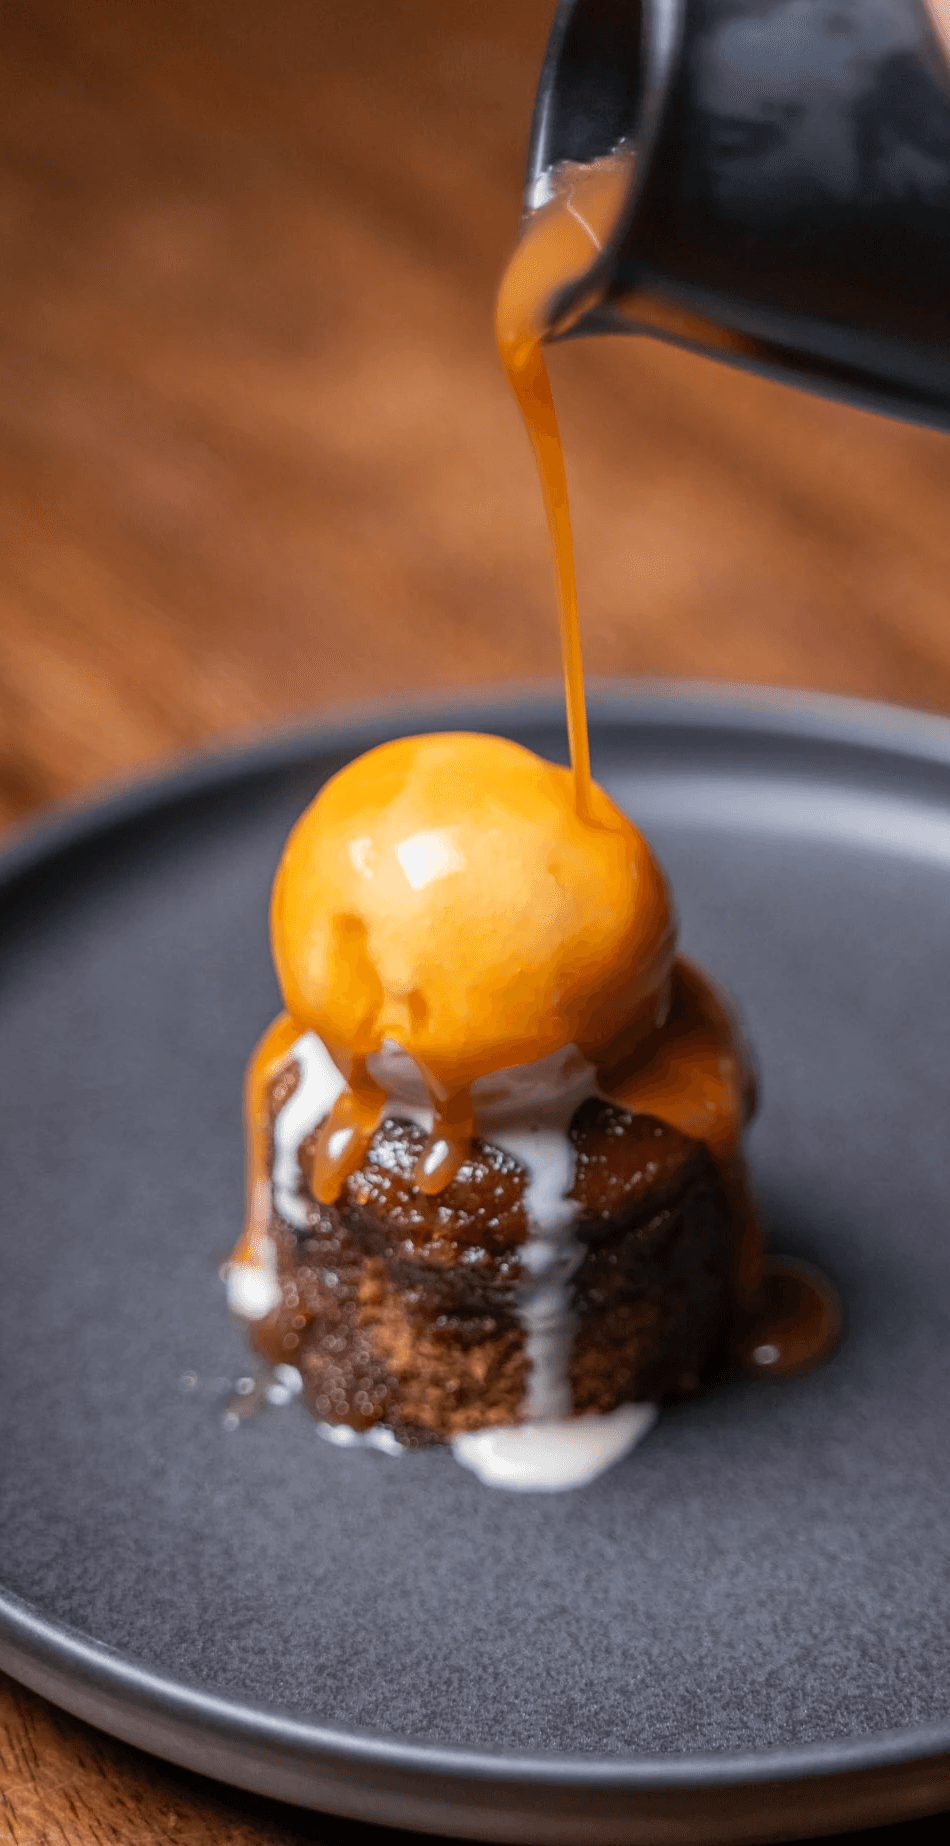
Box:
left=2, top=1589, right=950, bottom=1791
left=3, top=678, right=950, bottom=1822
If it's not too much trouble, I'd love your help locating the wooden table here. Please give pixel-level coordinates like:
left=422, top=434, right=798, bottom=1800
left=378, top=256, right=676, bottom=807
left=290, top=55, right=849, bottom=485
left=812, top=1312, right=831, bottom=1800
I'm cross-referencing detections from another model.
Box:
left=2, top=3, right=950, bottom=1840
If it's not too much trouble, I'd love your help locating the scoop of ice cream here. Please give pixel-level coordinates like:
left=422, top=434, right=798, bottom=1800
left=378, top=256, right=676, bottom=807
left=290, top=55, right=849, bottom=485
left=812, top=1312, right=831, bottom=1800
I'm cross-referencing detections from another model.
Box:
left=271, top=732, right=674, bottom=1097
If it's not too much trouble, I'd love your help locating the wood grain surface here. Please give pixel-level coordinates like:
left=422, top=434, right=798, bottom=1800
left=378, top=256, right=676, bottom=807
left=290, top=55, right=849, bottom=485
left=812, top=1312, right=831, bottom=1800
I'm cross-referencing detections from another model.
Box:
left=3, top=1, right=950, bottom=1842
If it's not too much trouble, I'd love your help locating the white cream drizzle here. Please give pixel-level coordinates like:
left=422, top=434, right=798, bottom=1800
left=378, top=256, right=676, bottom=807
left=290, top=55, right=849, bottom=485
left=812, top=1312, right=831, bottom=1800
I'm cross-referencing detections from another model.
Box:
left=453, top=1404, right=658, bottom=1491
left=316, top=1419, right=403, bottom=1457
left=227, top=1032, right=346, bottom=1320
left=226, top=1235, right=281, bottom=1320
left=271, top=1033, right=347, bottom=1227
left=229, top=1031, right=658, bottom=1488
left=490, top=1121, right=582, bottom=1422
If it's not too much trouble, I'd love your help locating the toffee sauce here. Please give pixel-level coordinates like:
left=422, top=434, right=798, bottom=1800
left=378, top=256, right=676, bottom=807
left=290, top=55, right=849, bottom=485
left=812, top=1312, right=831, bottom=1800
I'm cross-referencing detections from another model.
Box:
left=495, top=153, right=838, bottom=1378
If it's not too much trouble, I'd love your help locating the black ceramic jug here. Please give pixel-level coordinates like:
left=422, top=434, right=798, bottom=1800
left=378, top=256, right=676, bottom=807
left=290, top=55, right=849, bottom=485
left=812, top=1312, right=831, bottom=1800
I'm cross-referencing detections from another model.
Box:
left=526, top=0, right=950, bottom=428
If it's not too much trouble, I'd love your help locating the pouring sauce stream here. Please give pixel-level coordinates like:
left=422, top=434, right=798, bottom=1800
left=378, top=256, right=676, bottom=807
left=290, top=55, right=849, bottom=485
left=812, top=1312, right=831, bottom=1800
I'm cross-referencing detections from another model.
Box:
left=494, top=152, right=838, bottom=1376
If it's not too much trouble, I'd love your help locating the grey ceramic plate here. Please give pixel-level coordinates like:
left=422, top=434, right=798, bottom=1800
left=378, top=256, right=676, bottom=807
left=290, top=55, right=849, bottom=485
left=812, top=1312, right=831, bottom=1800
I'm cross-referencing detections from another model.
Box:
left=2, top=684, right=950, bottom=1846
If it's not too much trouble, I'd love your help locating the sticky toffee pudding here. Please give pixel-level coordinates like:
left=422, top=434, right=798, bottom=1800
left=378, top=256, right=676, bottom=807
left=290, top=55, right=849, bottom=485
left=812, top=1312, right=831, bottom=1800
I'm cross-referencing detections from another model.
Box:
left=225, top=155, right=839, bottom=1490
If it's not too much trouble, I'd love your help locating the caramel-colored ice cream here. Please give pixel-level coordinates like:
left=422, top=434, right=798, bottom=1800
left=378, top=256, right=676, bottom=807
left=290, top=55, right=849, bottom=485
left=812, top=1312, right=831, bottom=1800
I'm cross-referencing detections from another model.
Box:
left=271, top=730, right=675, bottom=1201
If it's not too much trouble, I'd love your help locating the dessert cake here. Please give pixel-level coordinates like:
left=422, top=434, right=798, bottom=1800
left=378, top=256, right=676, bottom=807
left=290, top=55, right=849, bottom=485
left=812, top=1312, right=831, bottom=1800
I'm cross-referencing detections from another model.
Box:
left=225, top=148, right=838, bottom=1490
left=237, top=1060, right=735, bottom=1483
left=223, top=731, right=815, bottom=1492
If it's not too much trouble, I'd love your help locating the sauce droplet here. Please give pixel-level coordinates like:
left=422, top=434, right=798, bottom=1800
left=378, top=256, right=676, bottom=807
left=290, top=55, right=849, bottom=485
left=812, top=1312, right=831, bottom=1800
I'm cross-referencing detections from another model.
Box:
left=735, top=1257, right=841, bottom=1377
left=307, top=1055, right=386, bottom=1203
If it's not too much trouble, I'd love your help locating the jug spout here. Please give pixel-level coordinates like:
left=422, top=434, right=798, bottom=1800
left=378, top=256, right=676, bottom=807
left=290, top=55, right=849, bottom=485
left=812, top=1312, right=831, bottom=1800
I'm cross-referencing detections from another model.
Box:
left=526, top=0, right=950, bottom=430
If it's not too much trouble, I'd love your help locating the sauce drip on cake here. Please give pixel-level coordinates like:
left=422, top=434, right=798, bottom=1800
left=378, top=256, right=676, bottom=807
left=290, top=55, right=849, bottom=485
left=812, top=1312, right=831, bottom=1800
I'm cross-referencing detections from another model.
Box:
left=228, top=152, right=839, bottom=1487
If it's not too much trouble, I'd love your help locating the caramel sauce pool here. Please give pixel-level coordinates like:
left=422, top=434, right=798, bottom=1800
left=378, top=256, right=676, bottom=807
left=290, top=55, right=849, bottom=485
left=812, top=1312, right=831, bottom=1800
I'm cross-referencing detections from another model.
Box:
left=235, top=154, right=839, bottom=1385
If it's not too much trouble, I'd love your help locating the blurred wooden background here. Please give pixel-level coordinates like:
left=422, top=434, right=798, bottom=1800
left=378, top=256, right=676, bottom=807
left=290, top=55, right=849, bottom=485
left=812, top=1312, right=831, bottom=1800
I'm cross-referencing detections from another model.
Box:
left=3, top=1, right=950, bottom=1841
left=5, top=0, right=950, bottom=842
